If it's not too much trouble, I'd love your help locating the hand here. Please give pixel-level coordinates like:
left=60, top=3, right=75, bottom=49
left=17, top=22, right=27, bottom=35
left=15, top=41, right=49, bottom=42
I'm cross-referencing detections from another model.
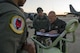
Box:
left=48, top=30, right=57, bottom=34
left=22, top=42, right=36, bottom=53
left=39, top=29, right=45, bottom=32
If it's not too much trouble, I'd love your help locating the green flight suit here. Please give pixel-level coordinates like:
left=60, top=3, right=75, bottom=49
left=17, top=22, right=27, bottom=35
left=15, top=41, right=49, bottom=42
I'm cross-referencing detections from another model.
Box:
left=33, top=15, right=49, bottom=32
left=0, top=2, right=27, bottom=53
left=33, top=15, right=49, bottom=53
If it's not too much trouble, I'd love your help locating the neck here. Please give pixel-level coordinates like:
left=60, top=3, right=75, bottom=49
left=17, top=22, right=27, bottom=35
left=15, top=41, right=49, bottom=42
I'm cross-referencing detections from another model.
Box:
left=50, top=18, right=57, bottom=23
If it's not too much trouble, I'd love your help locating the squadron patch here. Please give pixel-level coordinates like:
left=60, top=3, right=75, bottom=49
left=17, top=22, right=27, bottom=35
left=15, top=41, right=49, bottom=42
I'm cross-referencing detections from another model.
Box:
left=10, top=16, right=25, bottom=34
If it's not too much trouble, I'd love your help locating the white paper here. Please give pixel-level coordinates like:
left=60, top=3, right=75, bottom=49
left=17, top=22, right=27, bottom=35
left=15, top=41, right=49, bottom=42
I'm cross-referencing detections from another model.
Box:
left=36, top=32, right=59, bottom=37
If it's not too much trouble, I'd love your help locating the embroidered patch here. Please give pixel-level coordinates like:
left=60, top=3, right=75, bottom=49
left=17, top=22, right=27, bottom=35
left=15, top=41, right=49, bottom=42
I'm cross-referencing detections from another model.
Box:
left=10, top=16, right=25, bottom=34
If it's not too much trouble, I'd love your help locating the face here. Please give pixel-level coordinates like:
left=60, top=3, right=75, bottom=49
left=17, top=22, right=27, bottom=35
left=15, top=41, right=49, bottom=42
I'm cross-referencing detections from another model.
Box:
left=38, top=11, right=43, bottom=16
left=48, top=12, right=56, bottom=23
left=18, top=0, right=26, bottom=6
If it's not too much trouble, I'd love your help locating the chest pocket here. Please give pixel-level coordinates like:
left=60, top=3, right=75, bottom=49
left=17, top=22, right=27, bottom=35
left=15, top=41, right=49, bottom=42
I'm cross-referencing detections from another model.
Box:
left=51, top=24, right=59, bottom=30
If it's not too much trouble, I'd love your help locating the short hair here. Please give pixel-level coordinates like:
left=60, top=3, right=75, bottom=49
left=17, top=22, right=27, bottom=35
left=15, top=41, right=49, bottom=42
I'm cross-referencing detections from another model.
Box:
left=37, top=7, right=43, bottom=13
left=48, top=11, right=56, bottom=15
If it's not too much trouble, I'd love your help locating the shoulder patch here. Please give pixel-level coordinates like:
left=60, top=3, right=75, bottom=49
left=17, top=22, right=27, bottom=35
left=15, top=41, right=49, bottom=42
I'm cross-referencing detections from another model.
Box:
left=10, top=16, right=25, bottom=34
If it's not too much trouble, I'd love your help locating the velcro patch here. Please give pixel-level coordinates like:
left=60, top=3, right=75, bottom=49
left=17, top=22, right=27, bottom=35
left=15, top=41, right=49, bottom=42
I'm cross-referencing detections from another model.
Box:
left=10, top=16, right=25, bottom=34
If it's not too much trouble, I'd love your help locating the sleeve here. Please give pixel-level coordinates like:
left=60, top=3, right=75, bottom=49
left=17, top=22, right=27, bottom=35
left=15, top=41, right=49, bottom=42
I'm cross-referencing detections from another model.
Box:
left=58, top=21, right=66, bottom=34
left=0, top=13, right=26, bottom=53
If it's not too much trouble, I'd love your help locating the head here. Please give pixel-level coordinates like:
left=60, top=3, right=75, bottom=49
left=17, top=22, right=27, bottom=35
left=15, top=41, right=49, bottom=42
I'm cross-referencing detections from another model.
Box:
left=0, top=0, right=26, bottom=7
left=48, top=11, right=57, bottom=23
left=37, top=7, right=43, bottom=16
left=12, top=0, right=26, bottom=6
left=18, top=0, right=26, bottom=6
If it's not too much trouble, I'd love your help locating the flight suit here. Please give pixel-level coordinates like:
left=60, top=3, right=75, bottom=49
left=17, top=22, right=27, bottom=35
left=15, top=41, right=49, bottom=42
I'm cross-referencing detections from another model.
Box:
left=48, top=18, right=66, bottom=34
left=33, top=15, right=50, bottom=43
left=33, top=15, right=49, bottom=53
left=0, top=2, right=27, bottom=53
left=48, top=18, right=66, bottom=53
left=33, top=15, right=49, bottom=32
